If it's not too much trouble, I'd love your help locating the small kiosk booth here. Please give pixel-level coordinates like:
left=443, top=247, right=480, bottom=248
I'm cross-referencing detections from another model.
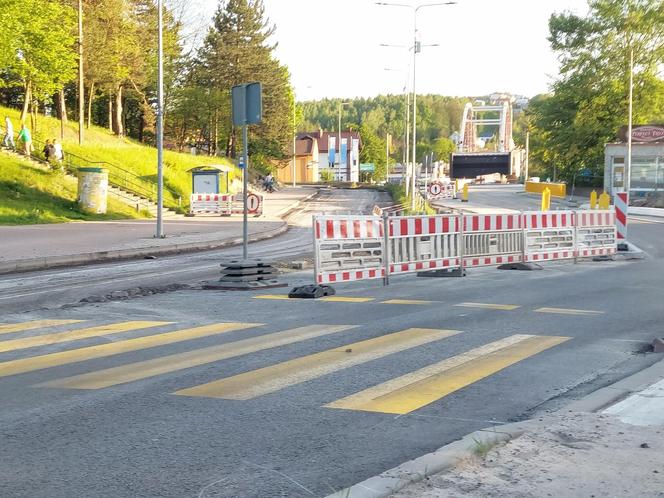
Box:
left=187, top=164, right=263, bottom=216
left=188, top=164, right=233, bottom=215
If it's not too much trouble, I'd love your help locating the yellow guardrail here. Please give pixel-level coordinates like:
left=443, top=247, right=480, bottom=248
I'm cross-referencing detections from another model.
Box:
left=525, top=181, right=566, bottom=198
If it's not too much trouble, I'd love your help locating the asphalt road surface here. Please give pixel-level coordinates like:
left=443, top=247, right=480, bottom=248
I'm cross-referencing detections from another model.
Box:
left=0, top=186, right=662, bottom=498
left=0, top=187, right=387, bottom=313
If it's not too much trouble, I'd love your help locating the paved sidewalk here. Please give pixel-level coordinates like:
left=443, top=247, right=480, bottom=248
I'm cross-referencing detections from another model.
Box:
left=0, top=187, right=317, bottom=273
left=388, top=358, right=664, bottom=498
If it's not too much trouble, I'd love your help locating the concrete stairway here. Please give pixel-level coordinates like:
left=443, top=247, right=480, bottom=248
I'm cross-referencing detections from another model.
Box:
left=2, top=148, right=181, bottom=218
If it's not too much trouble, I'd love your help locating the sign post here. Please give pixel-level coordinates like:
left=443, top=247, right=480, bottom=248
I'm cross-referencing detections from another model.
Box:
left=231, top=82, right=262, bottom=260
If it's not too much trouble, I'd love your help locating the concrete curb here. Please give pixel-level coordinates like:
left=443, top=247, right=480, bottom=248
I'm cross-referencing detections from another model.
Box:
left=565, top=356, right=664, bottom=413
left=325, top=421, right=534, bottom=498
left=326, top=356, right=664, bottom=498
left=0, top=189, right=322, bottom=275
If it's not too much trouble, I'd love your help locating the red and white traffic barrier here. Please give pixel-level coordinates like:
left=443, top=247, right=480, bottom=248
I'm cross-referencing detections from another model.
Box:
left=522, top=211, right=575, bottom=229
left=315, top=216, right=384, bottom=240
left=389, top=215, right=459, bottom=237
left=463, top=214, right=521, bottom=232
left=311, top=207, right=619, bottom=289
left=615, top=192, right=628, bottom=239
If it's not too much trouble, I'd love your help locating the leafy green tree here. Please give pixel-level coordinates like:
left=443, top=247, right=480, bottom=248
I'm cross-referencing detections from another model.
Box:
left=1, top=0, right=77, bottom=122
left=528, top=0, right=664, bottom=181
left=359, top=123, right=387, bottom=180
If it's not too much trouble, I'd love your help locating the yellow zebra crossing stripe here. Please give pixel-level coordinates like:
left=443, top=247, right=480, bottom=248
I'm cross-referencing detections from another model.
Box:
left=320, top=296, right=375, bottom=303
left=0, top=319, right=84, bottom=335
left=40, top=324, right=356, bottom=390
left=454, top=302, right=520, bottom=311
left=535, top=307, right=603, bottom=316
left=253, top=295, right=291, bottom=300
left=0, top=321, right=170, bottom=354
left=0, top=322, right=259, bottom=378
left=381, top=300, right=434, bottom=305
left=326, top=334, right=569, bottom=414
left=174, top=328, right=460, bottom=400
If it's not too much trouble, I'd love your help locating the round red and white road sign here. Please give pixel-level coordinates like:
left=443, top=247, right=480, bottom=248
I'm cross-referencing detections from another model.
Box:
left=429, top=182, right=442, bottom=196
left=247, top=193, right=261, bottom=213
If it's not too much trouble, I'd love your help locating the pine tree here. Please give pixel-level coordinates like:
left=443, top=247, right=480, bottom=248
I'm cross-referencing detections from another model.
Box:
left=197, top=0, right=292, bottom=160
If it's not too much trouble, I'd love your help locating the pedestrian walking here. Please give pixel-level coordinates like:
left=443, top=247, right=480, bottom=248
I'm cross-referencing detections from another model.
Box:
left=17, top=124, right=32, bottom=157
left=43, top=139, right=56, bottom=165
left=52, top=139, right=64, bottom=161
left=2, top=116, right=15, bottom=149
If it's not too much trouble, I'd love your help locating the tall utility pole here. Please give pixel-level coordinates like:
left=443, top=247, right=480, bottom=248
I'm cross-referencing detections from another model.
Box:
left=376, top=2, right=456, bottom=209
left=625, top=47, right=634, bottom=198
left=525, top=130, right=529, bottom=181
left=292, top=102, right=296, bottom=187
left=78, top=0, right=84, bottom=145
left=155, top=0, right=164, bottom=238
left=386, top=133, right=391, bottom=183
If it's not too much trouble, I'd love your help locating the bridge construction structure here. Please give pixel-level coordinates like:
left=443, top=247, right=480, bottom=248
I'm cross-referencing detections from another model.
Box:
left=451, top=98, right=521, bottom=180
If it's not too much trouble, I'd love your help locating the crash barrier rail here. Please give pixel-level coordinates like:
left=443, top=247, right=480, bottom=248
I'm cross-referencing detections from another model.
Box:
left=189, top=192, right=263, bottom=216
left=312, top=209, right=616, bottom=286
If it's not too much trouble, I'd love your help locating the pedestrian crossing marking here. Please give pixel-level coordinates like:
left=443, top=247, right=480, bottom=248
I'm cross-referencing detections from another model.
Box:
left=454, top=302, right=520, bottom=311
left=253, top=295, right=375, bottom=302
left=0, top=321, right=170, bottom=354
left=40, top=325, right=357, bottom=390
left=326, top=334, right=569, bottom=414
left=0, top=322, right=259, bottom=378
left=174, top=328, right=461, bottom=400
left=0, top=319, right=84, bottom=335
left=381, top=299, right=434, bottom=305
left=535, top=307, right=604, bottom=316
left=319, top=296, right=375, bottom=303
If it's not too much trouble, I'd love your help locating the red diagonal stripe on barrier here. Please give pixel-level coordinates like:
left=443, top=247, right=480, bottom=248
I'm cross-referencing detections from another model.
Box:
left=429, top=217, right=437, bottom=234
left=353, top=220, right=361, bottom=238
left=340, top=221, right=348, bottom=238
left=414, top=218, right=423, bottom=235
left=326, top=220, right=334, bottom=239
left=400, top=219, right=408, bottom=236
left=472, top=216, right=479, bottom=231
left=366, top=220, right=374, bottom=238
left=442, top=217, right=449, bottom=233
left=316, top=221, right=321, bottom=240
left=616, top=209, right=627, bottom=225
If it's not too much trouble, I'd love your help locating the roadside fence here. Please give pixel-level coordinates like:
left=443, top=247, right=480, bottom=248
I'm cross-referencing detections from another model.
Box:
left=189, top=192, right=263, bottom=216
left=312, top=209, right=616, bottom=287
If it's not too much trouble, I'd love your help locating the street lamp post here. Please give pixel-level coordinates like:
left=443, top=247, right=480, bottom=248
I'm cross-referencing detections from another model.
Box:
left=377, top=2, right=456, bottom=210
left=292, top=102, right=296, bottom=187
left=156, top=0, right=164, bottom=238
left=384, top=67, right=410, bottom=192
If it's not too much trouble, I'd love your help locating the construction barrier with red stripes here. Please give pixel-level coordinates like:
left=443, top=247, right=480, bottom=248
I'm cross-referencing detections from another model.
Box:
left=312, top=209, right=617, bottom=286
left=189, top=193, right=263, bottom=216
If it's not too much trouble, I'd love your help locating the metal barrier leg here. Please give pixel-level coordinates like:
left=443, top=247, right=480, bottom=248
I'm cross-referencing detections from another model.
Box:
left=383, top=213, right=390, bottom=286
left=288, top=215, right=336, bottom=299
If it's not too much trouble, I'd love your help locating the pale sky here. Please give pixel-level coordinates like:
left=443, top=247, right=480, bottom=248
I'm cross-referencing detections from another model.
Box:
left=182, top=0, right=590, bottom=101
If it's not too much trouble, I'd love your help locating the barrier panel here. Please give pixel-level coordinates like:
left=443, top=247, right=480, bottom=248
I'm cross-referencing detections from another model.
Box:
left=313, top=215, right=385, bottom=284
left=387, top=215, right=460, bottom=274
left=575, top=210, right=617, bottom=257
left=189, top=193, right=263, bottom=216
left=190, top=193, right=233, bottom=215
left=522, top=211, right=576, bottom=262
left=525, top=181, right=566, bottom=197
left=310, top=208, right=618, bottom=289
left=462, top=214, right=523, bottom=267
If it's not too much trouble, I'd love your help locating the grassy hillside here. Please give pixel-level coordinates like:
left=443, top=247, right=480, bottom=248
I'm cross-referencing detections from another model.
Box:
left=1, top=106, right=238, bottom=208
left=0, top=153, right=145, bottom=224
